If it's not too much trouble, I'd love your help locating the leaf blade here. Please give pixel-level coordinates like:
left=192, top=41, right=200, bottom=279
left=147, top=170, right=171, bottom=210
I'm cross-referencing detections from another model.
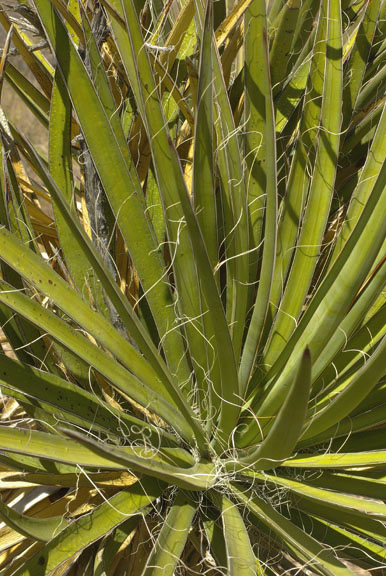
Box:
left=11, top=479, right=164, bottom=576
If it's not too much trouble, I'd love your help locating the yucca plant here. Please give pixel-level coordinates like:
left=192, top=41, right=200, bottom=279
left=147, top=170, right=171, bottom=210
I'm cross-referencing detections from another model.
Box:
left=0, top=0, right=385, bottom=573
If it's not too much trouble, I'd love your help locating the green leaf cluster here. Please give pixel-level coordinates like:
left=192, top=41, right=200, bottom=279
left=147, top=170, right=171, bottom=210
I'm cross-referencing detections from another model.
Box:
left=0, top=0, right=385, bottom=573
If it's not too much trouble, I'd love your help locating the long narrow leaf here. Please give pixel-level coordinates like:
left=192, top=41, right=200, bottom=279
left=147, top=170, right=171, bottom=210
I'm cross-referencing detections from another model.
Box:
left=266, top=0, right=343, bottom=365
left=61, top=428, right=216, bottom=491
left=0, top=278, right=193, bottom=442
left=239, top=0, right=277, bottom=392
left=142, top=492, right=196, bottom=576
left=0, top=497, right=67, bottom=542
left=302, top=333, right=386, bottom=441
left=231, top=484, right=351, bottom=576
left=117, top=0, right=241, bottom=447
left=236, top=348, right=311, bottom=469
left=33, top=0, right=189, bottom=380
left=210, top=491, right=257, bottom=576
left=0, top=353, right=168, bottom=443
left=10, top=479, right=164, bottom=576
